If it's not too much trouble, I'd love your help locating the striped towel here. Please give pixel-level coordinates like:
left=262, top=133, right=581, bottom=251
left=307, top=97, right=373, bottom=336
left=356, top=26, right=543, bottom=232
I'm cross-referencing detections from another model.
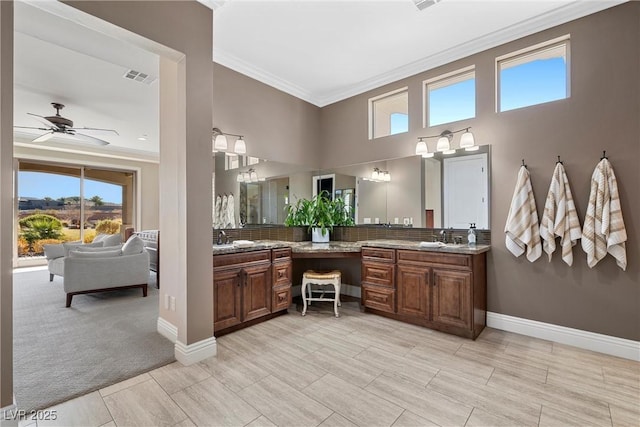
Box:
left=581, top=159, right=627, bottom=270
left=540, top=163, right=582, bottom=266
left=504, top=166, right=542, bottom=262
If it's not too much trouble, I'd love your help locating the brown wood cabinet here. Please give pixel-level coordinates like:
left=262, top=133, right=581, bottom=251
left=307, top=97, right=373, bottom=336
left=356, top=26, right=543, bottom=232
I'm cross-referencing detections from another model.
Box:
left=361, top=246, right=486, bottom=339
left=214, top=249, right=291, bottom=335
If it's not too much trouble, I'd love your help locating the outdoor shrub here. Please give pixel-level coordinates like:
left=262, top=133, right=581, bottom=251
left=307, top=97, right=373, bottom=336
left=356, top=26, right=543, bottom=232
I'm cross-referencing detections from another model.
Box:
left=19, top=213, right=63, bottom=233
left=83, top=230, right=96, bottom=243
left=95, top=219, right=122, bottom=235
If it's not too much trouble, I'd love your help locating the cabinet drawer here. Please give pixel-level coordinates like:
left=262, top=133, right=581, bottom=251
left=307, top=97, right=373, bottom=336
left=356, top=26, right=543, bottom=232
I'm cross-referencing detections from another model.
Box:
left=272, top=285, right=292, bottom=312
left=362, top=261, right=395, bottom=287
left=214, top=250, right=271, bottom=270
left=362, top=284, right=395, bottom=313
left=273, top=261, right=292, bottom=287
left=362, top=247, right=395, bottom=263
left=397, top=250, right=471, bottom=270
left=272, top=248, right=292, bottom=261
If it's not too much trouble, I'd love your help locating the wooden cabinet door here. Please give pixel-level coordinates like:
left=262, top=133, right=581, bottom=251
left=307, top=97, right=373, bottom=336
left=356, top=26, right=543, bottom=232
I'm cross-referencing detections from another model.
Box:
left=432, top=269, right=471, bottom=329
left=214, top=268, right=242, bottom=331
left=397, top=264, right=430, bottom=318
left=243, top=263, right=272, bottom=322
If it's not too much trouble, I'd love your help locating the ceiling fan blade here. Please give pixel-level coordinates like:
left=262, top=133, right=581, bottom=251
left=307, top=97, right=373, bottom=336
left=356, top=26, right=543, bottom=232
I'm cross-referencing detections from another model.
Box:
left=14, top=126, right=50, bottom=131
left=72, top=133, right=110, bottom=146
left=27, top=113, right=60, bottom=130
left=32, top=132, right=55, bottom=143
left=70, top=127, right=119, bottom=136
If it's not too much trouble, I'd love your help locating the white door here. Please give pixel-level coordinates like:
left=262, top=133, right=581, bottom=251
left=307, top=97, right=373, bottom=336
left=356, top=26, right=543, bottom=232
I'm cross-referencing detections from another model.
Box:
left=443, top=153, right=488, bottom=229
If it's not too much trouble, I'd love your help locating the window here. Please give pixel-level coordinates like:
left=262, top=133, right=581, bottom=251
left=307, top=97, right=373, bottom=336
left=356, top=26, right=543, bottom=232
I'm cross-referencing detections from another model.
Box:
left=369, top=88, right=408, bottom=139
left=497, top=36, right=569, bottom=112
left=425, top=67, right=475, bottom=127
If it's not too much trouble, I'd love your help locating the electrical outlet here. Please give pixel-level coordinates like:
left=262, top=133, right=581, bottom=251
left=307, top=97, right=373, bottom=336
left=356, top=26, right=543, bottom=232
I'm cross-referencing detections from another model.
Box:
left=170, top=296, right=176, bottom=311
left=164, top=294, right=169, bottom=310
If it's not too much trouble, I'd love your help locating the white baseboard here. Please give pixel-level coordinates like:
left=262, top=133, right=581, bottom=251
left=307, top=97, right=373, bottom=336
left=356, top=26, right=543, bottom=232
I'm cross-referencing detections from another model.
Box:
left=487, top=312, right=640, bottom=361
left=175, top=337, right=217, bottom=366
left=157, top=317, right=178, bottom=343
left=0, top=400, right=19, bottom=427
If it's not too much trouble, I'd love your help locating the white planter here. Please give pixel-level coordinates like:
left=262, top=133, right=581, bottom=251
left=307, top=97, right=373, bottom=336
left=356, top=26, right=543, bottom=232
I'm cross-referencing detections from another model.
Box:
left=311, top=227, right=330, bottom=243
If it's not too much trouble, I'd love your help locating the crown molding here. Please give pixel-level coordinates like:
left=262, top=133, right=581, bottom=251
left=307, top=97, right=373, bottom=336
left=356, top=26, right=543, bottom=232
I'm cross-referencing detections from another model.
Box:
left=216, top=1, right=626, bottom=107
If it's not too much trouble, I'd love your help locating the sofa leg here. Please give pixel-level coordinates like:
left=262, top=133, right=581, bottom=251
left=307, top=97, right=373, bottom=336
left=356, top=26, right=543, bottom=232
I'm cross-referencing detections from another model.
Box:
left=142, top=284, right=148, bottom=297
left=66, top=294, right=73, bottom=308
left=50, top=273, right=54, bottom=282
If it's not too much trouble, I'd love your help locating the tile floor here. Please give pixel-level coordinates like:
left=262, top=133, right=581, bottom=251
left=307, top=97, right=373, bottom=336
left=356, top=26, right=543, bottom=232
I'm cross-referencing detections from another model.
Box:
left=21, top=302, right=640, bottom=426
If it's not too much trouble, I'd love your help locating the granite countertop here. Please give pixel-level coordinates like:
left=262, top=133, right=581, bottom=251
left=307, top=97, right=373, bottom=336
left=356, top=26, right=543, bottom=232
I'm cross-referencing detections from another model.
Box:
left=213, top=239, right=489, bottom=255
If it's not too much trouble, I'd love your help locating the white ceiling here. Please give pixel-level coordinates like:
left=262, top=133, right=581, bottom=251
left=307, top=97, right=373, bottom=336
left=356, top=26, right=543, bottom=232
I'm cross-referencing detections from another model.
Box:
left=13, top=0, right=625, bottom=158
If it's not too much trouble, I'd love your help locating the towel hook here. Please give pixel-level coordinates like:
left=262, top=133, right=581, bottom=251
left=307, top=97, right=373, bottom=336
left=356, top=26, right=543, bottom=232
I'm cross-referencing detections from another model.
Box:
left=556, top=155, right=563, bottom=164
left=601, top=150, right=608, bottom=160
left=521, top=159, right=527, bottom=169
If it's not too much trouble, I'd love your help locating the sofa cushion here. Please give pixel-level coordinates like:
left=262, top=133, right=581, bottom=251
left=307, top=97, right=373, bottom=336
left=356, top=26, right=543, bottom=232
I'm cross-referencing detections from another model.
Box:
left=43, top=244, right=65, bottom=260
left=122, top=235, right=144, bottom=256
left=48, top=257, right=65, bottom=276
left=62, top=241, right=104, bottom=257
left=94, top=233, right=122, bottom=247
left=75, top=244, right=124, bottom=252
left=68, top=249, right=122, bottom=258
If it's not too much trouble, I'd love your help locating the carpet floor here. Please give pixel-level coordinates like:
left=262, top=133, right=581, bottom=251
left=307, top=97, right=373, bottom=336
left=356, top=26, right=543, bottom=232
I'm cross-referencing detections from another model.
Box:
left=13, top=267, right=175, bottom=412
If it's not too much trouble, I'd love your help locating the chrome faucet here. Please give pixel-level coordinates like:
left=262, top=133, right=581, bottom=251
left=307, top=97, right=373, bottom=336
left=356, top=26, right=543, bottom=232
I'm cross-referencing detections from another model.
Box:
left=439, top=229, right=448, bottom=243
left=217, top=230, right=230, bottom=245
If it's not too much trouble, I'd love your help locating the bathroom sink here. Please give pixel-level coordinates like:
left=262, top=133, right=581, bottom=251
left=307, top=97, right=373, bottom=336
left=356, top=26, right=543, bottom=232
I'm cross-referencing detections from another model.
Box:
left=233, top=240, right=255, bottom=248
left=213, top=244, right=235, bottom=250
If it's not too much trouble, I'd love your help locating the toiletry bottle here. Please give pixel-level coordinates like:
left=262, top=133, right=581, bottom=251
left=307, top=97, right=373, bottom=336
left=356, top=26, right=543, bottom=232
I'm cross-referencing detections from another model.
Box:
left=468, top=223, right=477, bottom=247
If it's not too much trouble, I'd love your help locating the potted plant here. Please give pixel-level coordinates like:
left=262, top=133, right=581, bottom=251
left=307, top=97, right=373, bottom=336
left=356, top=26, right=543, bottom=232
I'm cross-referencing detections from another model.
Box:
left=285, top=190, right=354, bottom=242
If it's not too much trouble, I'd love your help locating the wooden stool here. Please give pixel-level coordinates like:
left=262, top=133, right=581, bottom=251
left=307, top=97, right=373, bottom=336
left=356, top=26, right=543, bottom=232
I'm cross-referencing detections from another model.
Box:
left=301, top=270, right=341, bottom=318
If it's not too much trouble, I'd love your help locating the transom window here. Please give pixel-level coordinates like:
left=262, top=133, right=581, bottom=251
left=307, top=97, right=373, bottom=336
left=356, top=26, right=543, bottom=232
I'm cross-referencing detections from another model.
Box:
left=497, top=36, right=570, bottom=112
left=369, top=88, right=408, bottom=139
left=425, top=66, right=476, bottom=127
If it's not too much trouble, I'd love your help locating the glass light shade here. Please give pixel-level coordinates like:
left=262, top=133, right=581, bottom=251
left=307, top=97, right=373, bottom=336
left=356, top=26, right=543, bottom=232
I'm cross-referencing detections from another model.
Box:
left=234, top=137, right=247, bottom=154
left=236, top=173, right=244, bottom=182
left=372, top=169, right=380, bottom=180
left=214, top=134, right=228, bottom=150
left=250, top=171, right=258, bottom=182
left=415, top=140, right=428, bottom=156
left=383, top=172, right=391, bottom=182
left=422, top=152, right=435, bottom=158
left=459, top=131, right=475, bottom=149
left=436, top=136, right=450, bottom=152
left=443, top=149, right=457, bottom=155
left=243, top=172, right=250, bottom=182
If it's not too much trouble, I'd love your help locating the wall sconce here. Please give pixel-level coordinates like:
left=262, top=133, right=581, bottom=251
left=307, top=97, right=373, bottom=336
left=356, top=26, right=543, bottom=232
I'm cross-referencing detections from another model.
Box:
left=236, top=168, right=259, bottom=183
left=416, top=127, right=476, bottom=156
left=212, top=127, right=247, bottom=154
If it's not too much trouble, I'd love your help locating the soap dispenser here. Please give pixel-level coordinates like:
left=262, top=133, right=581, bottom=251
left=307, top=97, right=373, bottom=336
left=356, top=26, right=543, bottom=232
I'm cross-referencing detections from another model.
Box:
left=468, top=223, right=477, bottom=247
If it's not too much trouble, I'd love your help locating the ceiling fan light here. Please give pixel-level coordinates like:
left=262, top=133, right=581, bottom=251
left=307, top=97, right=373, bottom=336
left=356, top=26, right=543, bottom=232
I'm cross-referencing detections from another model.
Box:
left=234, top=137, right=247, bottom=154
left=436, top=136, right=450, bottom=152
left=214, top=134, right=228, bottom=150
left=459, top=130, right=475, bottom=149
left=415, top=139, right=428, bottom=156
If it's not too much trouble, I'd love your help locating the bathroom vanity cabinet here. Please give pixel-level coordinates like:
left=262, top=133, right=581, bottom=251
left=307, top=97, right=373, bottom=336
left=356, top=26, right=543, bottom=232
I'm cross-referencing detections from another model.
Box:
left=362, top=246, right=486, bottom=339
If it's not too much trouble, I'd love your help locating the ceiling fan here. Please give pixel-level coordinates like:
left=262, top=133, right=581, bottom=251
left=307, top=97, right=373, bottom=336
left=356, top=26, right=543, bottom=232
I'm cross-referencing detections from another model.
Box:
left=14, top=102, right=118, bottom=146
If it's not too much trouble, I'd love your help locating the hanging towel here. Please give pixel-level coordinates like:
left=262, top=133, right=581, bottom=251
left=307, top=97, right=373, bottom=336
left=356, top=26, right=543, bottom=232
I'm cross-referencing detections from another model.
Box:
left=539, top=163, right=582, bottom=266
left=221, top=195, right=228, bottom=228
left=581, top=159, right=627, bottom=270
left=213, top=195, right=222, bottom=229
left=227, top=193, right=236, bottom=229
left=504, top=166, right=542, bottom=262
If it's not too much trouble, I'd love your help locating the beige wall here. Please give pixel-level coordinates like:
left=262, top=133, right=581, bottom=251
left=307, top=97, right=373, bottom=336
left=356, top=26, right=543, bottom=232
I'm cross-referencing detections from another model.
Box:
left=320, top=3, right=640, bottom=340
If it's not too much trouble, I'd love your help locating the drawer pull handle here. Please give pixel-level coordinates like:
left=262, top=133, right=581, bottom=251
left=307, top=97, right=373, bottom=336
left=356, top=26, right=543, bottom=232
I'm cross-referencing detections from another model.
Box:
left=278, top=270, right=286, bottom=278
left=278, top=294, right=287, bottom=302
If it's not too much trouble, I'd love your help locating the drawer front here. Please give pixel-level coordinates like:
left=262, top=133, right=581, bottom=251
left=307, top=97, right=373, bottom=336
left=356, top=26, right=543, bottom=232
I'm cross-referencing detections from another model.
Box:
left=213, top=250, right=271, bottom=269
left=362, top=261, right=395, bottom=288
left=397, top=250, right=471, bottom=270
left=362, top=284, right=395, bottom=313
left=362, top=247, right=396, bottom=263
left=272, top=248, right=292, bottom=261
left=272, top=286, right=292, bottom=312
left=273, top=261, right=292, bottom=287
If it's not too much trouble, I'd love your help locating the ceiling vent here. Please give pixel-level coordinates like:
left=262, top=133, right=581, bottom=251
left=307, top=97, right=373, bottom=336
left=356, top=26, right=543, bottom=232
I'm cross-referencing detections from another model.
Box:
left=123, top=69, right=157, bottom=85
left=414, top=0, right=439, bottom=11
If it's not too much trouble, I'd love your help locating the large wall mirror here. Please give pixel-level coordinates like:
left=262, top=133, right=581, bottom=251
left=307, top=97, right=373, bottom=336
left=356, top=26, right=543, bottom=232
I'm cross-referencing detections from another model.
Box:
left=212, top=145, right=491, bottom=230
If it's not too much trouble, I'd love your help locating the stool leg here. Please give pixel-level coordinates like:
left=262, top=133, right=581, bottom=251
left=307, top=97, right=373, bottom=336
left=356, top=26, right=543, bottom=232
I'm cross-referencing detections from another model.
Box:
left=301, top=280, right=308, bottom=316
left=334, top=281, right=341, bottom=318
left=308, top=282, right=312, bottom=305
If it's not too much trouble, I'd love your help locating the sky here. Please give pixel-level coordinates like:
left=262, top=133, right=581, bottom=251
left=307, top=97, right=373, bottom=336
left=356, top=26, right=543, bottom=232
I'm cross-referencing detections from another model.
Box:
left=18, top=171, right=122, bottom=204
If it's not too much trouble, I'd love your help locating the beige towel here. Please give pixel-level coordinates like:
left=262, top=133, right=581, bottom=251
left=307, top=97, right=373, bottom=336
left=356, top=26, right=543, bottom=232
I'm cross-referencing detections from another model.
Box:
left=540, top=163, right=582, bottom=266
left=504, top=166, right=542, bottom=262
left=582, top=159, right=627, bottom=270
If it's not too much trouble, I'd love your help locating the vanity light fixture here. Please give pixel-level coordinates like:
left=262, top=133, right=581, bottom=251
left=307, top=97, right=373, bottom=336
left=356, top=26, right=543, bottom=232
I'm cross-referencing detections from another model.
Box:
left=370, top=167, right=391, bottom=182
left=212, top=127, right=247, bottom=154
left=237, top=168, right=260, bottom=183
left=416, top=127, right=476, bottom=154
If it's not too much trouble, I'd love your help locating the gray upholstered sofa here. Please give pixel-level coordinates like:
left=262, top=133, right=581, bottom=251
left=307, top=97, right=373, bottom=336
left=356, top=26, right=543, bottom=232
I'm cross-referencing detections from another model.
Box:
left=43, top=234, right=150, bottom=307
